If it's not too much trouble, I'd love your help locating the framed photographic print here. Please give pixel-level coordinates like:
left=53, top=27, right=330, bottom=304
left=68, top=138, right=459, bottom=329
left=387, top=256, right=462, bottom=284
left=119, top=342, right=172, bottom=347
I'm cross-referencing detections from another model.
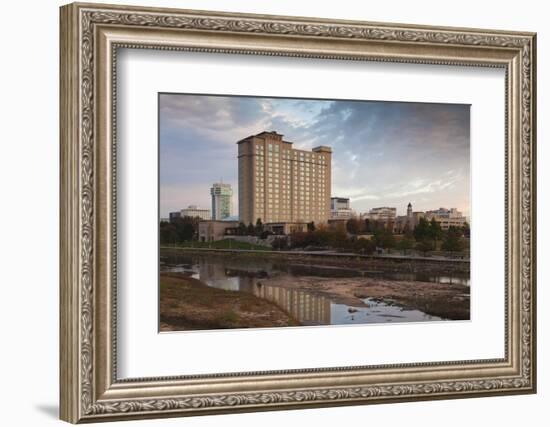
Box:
left=60, top=2, right=537, bottom=423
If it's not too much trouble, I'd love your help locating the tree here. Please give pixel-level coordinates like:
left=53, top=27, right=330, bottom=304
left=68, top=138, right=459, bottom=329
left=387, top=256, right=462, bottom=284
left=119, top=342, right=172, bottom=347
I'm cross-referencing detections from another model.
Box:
left=373, top=228, right=395, bottom=249
left=247, top=222, right=255, bottom=235
left=413, top=217, right=431, bottom=241
left=237, top=222, right=247, bottom=235
left=428, top=218, right=443, bottom=245
left=353, top=238, right=375, bottom=255
left=415, top=239, right=435, bottom=255
left=162, top=216, right=199, bottom=243
left=442, top=227, right=466, bottom=252
left=397, top=237, right=415, bottom=255
left=260, top=230, right=273, bottom=240
left=462, top=221, right=470, bottom=238
left=255, top=218, right=264, bottom=235
left=364, top=218, right=372, bottom=233
left=346, top=218, right=361, bottom=235
left=271, top=237, right=288, bottom=250
left=307, top=221, right=316, bottom=232
left=159, top=222, right=178, bottom=244
left=402, top=222, right=413, bottom=239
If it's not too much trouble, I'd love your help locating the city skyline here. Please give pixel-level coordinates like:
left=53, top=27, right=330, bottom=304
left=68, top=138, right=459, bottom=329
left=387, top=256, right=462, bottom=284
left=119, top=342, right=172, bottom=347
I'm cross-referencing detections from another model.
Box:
left=160, top=93, right=470, bottom=219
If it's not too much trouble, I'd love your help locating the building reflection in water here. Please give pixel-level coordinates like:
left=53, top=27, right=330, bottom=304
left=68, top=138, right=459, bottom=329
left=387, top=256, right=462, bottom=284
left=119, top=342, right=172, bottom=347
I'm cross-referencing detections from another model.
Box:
left=194, top=258, right=332, bottom=325
left=241, top=276, right=332, bottom=326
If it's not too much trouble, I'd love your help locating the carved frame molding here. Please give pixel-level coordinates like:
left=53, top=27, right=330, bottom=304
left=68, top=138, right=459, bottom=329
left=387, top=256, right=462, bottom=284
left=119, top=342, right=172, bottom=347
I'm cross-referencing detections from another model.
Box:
left=60, top=2, right=536, bottom=423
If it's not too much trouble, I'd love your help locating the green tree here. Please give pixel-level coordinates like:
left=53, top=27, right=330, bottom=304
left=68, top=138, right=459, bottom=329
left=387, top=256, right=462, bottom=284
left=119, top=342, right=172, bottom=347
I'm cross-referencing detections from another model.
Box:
left=247, top=222, right=255, bottom=235
left=442, top=227, right=466, bottom=252
left=397, top=237, right=415, bottom=255
left=165, top=216, right=199, bottom=242
left=255, top=218, right=264, bottom=235
left=237, top=222, right=247, bottom=235
left=373, top=228, right=396, bottom=249
left=159, top=222, right=178, bottom=244
left=428, top=218, right=443, bottom=245
left=413, top=217, right=431, bottom=241
left=415, top=239, right=435, bottom=255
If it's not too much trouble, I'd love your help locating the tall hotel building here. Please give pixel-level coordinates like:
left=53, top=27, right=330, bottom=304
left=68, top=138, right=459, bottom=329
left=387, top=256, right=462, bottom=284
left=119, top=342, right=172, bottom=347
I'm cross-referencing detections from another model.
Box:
left=237, top=131, right=332, bottom=225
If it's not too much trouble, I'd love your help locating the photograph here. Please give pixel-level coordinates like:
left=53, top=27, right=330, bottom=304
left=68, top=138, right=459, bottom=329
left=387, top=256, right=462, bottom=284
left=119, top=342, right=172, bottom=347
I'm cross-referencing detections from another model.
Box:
left=159, top=93, right=471, bottom=331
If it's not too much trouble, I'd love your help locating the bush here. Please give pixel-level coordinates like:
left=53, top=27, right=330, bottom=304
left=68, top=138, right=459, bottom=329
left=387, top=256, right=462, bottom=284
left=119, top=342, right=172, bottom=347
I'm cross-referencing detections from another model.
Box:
left=271, top=237, right=289, bottom=250
left=415, top=239, right=435, bottom=255
left=352, top=238, right=375, bottom=254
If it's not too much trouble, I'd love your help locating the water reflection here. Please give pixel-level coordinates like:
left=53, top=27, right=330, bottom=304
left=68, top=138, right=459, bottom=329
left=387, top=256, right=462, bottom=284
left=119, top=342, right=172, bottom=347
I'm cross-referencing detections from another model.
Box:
left=161, top=253, right=458, bottom=325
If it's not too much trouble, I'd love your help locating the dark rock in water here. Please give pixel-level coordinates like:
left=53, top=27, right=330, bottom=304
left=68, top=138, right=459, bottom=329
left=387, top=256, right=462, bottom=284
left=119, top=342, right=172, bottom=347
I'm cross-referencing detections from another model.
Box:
left=348, top=307, right=358, bottom=313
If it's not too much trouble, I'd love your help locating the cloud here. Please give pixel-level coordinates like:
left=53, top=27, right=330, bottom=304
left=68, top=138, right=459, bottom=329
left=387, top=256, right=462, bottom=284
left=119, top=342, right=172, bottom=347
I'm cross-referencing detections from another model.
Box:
left=159, top=94, right=470, bottom=217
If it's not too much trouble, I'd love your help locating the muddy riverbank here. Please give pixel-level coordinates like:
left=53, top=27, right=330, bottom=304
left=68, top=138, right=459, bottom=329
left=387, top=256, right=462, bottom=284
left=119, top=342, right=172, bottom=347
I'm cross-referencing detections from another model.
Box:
left=160, top=249, right=470, bottom=329
left=160, top=272, right=299, bottom=331
left=255, top=275, right=470, bottom=320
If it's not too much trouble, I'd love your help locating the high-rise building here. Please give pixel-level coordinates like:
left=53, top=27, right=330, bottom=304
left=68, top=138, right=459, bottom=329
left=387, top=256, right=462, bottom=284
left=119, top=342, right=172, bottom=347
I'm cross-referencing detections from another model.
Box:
left=210, top=183, right=233, bottom=220
left=181, top=205, right=211, bottom=220
left=237, top=131, right=332, bottom=225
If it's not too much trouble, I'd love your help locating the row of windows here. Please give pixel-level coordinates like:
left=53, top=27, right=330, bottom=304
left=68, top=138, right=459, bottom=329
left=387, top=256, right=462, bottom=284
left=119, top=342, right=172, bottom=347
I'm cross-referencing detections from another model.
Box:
left=255, top=155, right=327, bottom=166
left=255, top=144, right=327, bottom=163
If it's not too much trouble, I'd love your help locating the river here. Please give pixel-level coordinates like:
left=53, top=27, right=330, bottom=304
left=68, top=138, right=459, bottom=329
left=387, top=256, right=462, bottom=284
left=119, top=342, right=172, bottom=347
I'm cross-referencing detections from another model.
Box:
left=160, top=251, right=470, bottom=326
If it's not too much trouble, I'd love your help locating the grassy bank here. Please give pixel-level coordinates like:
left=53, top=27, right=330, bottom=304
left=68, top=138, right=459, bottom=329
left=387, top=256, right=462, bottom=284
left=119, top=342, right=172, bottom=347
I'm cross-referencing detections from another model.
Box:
left=160, top=272, right=299, bottom=331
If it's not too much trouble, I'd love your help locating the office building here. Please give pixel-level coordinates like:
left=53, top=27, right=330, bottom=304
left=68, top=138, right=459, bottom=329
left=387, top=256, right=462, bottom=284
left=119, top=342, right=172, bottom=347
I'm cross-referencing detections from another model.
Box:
left=168, top=211, right=181, bottom=222
left=425, top=207, right=468, bottom=230
left=363, top=206, right=397, bottom=222
left=210, top=183, right=233, bottom=220
left=181, top=205, right=211, bottom=220
left=237, top=131, right=332, bottom=225
left=330, top=197, right=354, bottom=219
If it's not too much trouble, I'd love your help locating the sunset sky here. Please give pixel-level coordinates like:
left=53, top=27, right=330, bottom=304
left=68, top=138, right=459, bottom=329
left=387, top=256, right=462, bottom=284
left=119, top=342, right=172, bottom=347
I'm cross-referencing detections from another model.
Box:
left=159, top=93, right=470, bottom=219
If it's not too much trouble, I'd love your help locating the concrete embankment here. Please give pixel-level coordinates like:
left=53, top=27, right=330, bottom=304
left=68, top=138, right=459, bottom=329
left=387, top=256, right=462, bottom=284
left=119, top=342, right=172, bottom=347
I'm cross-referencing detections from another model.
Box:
left=160, top=247, right=470, bottom=274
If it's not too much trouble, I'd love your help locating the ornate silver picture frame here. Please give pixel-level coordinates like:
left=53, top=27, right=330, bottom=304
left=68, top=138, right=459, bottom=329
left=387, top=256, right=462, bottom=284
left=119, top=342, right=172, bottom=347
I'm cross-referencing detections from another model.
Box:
left=60, top=2, right=536, bottom=423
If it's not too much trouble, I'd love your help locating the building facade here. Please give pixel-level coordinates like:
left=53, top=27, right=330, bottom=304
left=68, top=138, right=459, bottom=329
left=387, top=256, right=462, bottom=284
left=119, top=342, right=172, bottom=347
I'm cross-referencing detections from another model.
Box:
left=168, top=211, right=181, bottom=222
left=181, top=205, right=211, bottom=220
left=198, top=220, right=240, bottom=242
left=210, top=183, right=233, bottom=220
left=425, top=207, right=468, bottom=230
left=395, top=203, right=467, bottom=232
left=237, top=131, right=332, bottom=225
left=363, top=207, right=397, bottom=222
left=330, top=197, right=353, bottom=219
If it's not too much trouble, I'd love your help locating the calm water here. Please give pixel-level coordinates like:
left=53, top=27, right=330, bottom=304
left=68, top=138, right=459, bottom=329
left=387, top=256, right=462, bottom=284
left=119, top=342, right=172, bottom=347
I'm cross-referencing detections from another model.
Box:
left=160, top=252, right=470, bottom=326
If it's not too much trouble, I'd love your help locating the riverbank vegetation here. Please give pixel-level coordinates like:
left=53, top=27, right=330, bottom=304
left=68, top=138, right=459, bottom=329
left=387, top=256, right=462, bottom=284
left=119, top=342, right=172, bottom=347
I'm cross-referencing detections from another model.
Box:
left=160, top=216, right=469, bottom=258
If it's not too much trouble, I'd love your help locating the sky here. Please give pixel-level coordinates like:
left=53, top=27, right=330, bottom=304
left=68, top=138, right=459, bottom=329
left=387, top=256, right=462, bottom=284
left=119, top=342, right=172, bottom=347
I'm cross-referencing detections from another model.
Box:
left=159, top=93, right=470, bottom=219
